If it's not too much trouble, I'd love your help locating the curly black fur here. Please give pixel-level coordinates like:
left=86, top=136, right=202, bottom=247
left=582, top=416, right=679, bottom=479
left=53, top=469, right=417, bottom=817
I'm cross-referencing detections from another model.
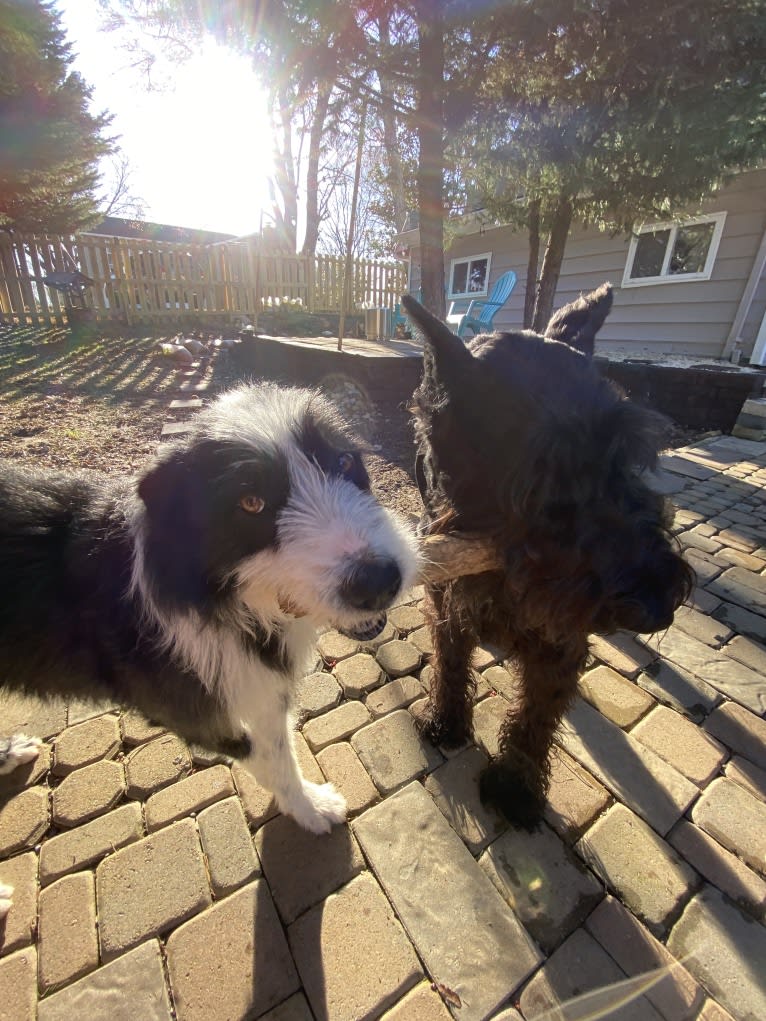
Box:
left=404, top=285, right=693, bottom=829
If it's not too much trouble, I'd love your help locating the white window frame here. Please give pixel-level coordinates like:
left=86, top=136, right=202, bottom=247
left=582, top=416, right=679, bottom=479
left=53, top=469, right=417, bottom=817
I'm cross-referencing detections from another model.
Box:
left=448, top=252, right=492, bottom=298
left=622, top=212, right=727, bottom=288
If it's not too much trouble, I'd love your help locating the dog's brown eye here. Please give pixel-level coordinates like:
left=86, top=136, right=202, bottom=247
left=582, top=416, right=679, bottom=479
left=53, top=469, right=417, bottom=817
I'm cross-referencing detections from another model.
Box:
left=239, top=494, right=265, bottom=514
left=338, top=453, right=355, bottom=475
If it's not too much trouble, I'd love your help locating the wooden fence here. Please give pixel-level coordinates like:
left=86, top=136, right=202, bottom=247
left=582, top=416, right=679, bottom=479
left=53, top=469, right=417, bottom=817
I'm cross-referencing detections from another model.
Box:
left=0, top=231, right=408, bottom=327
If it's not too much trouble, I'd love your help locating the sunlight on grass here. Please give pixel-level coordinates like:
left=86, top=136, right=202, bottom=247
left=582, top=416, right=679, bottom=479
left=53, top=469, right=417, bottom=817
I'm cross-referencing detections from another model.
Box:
left=0, top=325, right=181, bottom=404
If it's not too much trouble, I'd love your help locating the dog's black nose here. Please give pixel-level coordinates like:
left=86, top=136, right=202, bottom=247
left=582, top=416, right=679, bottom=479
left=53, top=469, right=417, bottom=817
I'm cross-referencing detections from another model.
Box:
left=341, top=556, right=402, bottom=612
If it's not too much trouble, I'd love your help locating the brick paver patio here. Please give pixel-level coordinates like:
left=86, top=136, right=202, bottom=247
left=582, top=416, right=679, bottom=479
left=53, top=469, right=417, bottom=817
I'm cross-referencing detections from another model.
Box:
left=1, top=432, right=765, bottom=1021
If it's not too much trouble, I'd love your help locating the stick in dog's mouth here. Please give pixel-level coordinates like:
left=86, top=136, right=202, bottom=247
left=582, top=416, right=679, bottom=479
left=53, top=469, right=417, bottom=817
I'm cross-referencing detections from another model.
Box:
left=278, top=533, right=501, bottom=623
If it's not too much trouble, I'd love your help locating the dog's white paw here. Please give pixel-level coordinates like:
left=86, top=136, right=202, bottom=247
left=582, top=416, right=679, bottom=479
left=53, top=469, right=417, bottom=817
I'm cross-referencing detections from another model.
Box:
left=283, top=781, right=348, bottom=835
left=0, top=882, right=14, bottom=919
left=0, top=734, right=43, bottom=775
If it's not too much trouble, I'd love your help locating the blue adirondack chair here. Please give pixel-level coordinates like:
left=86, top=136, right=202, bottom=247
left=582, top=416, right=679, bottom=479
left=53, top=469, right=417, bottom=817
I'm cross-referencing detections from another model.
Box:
left=392, top=288, right=423, bottom=335
left=446, top=270, right=517, bottom=339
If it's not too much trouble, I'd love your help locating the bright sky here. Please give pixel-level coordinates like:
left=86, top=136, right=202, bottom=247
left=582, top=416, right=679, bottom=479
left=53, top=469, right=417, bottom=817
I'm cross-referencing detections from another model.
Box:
left=55, top=1, right=274, bottom=236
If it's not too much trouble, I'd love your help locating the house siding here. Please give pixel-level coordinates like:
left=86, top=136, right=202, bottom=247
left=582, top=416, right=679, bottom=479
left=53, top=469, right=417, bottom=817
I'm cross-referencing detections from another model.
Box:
left=444, top=168, right=766, bottom=358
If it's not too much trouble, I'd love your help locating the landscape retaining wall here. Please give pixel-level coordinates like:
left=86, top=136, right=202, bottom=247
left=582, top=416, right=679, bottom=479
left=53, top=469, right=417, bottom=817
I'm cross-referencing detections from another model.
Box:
left=598, top=360, right=765, bottom=433
left=234, top=335, right=764, bottom=433
left=234, top=335, right=423, bottom=408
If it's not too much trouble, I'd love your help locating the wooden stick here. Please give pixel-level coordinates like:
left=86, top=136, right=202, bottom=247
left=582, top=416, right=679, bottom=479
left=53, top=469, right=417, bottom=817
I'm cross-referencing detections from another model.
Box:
left=416, top=532, right=502, bottom=585
left=279, top=533, right=501, bottom=618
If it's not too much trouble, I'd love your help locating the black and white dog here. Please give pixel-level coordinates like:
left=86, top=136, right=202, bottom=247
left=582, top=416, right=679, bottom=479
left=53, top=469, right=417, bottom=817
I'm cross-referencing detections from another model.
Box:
left=0, top=383, right=417, bottom=843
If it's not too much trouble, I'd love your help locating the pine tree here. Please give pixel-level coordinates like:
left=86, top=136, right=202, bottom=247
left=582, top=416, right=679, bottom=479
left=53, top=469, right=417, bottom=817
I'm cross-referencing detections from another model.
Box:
left=0, top=0, right=114, bottom=233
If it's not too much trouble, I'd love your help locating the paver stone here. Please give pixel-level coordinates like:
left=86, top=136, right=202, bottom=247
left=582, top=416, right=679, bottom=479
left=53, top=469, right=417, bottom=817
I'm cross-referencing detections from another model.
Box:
left=197, top=797, right=260, bottom=897
left=668, top=885, right=766, bottom=1021
left=704, top=701, right=766, bottom=770
left=631, top=705, right=726, bottom=787
left=0, top=786, right=49, bottom=855
left=576, top=803, right=698, bottom=936
left=480, top=822, right=603, bottom=952
left=38, top=871, right=98, bottom=991
left=96, top=817, right=211, bottom=958
left=0, top=690, right=66, bottom=740
left=585, top=896, right=704, bottom=1021
left=381, top=982, right=454, bottom=1020
left=351, top=709, right=443, bottom=794
left=557, top=699, right=697, bottom=835
left=333, top=652, right=383, bottom=697
left=52, top=715, right=121, bottom=775
left=124, top=734, right=191, bottom=797
left=315, top=742, right=379, bottom=814
left=52, top=758, right=125, bottom=826
left=353, top=782, right=541, bottom=1021
left=166, top=880, right=299, bottom=1021
left=668, top=819, right=766, bottom=921
left=645, top=625, right=766, bottom=713
left=637, top=660, right=720, bottom=722
left=144, top=763, right=235, bottom=830
left=376, top=639, right=421, bottom=678
left=578, top=665, right=655, bottom=726
left=295, top=671, right=342, bottom=718
left=366, top=675, right=423, bottom=717
left=255, top=813, right=364, bottom=924
left=288, top=872, right=421, bottom=1021
left=519, top=928, right=663, bottom=1021
left=36, top=939, right=172, bottom=1021
left=691, top=777, right=766, bottom=876
left=544, top=747, right=611, bottom=843
left=0, top=742, right=50, bottom=797
left=0, top=852, right=36, bottom=955
left=39, top=803, right=143, bottom=884
left=0, top=946, right=36, bottom=1021
left=424, top=746, right=507, bottom=853
left=302, top=701, right=371, bottom=751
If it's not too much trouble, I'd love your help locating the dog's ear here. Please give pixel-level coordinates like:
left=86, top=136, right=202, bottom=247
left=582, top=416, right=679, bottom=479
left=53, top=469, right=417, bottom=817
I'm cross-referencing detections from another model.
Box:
left=544, top=282, right=613, bottom=356
left=137, top=452, right=209, bottom=609
left=601, top=399, right=670, bottom=472
left=401, top=295, right=473, bottom=380
left=138, top=452, right=206, bottom=530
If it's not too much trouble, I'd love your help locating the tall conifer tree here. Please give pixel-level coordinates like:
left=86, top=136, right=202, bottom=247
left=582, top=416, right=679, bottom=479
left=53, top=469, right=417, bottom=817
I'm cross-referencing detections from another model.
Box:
left=0, top=0, right=113, bottom=232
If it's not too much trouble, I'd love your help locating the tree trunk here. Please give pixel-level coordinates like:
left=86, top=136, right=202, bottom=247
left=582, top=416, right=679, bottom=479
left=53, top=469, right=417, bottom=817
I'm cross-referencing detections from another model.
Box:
left=532, top=195, right=573, bottom=332
left=377, top=12, right=408, bottom=235
left=338, top=103, right=367, bottom=350
left=415, top=5, right=445, bottom=318
left=524, top=197, right=541, bottom=329
left=271, top=86, right=298, bottom=252
left=300, top=83, right=332, bottom=256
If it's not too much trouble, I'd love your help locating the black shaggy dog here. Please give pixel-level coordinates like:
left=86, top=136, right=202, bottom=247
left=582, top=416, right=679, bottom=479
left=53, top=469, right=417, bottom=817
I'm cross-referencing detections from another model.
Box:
left=403, top=285, right=693, bottom=828
left=0, top=383, right=416, bottom=837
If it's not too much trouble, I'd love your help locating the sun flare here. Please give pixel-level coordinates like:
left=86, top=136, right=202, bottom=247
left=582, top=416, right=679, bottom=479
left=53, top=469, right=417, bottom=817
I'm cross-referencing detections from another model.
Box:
left=57, top=2, right=274, bottom=235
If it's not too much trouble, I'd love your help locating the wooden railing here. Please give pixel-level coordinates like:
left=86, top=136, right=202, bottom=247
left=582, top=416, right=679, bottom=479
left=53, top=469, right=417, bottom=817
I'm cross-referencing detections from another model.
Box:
left=0, top=232, right=408, bottom=327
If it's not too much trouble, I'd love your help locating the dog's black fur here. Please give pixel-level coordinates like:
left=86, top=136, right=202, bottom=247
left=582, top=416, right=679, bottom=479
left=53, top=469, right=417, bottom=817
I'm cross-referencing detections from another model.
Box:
left=404, top=284, right=693, bottom=828
left=0, top=462, right=244, bottom=752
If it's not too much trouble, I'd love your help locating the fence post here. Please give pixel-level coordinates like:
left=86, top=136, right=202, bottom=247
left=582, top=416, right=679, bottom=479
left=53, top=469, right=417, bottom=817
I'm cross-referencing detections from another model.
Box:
left=307, top=254, right=316, bottom=313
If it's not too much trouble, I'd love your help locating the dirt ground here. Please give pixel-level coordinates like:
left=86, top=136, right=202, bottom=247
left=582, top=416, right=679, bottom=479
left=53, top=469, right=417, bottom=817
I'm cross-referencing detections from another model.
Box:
left=0, top=324, right=423, bottom=517
left=0, top=324, right=184, bottom=475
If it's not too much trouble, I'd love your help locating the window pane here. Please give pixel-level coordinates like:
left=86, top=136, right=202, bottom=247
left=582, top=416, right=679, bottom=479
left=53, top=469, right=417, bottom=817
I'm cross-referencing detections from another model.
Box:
left=670, top=222, right=715, bottom=275
left=468, top=258, right=488, bottom=292
left=630, top=230, right=670, bottom=278
left=451, top=261, right=468, bottom=294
